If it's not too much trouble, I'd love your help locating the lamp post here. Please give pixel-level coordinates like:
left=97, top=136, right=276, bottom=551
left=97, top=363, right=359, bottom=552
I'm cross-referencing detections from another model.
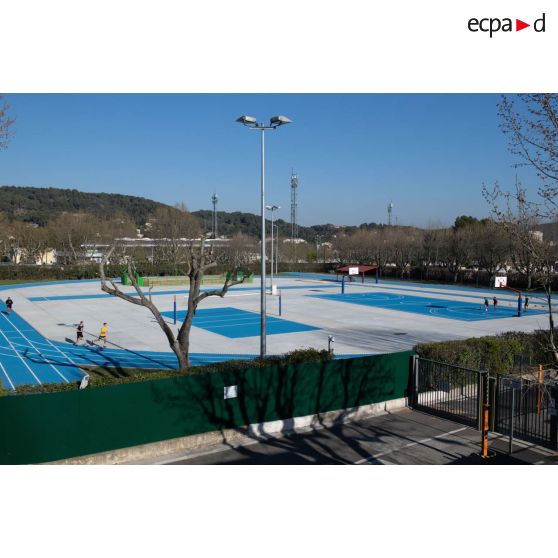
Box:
left=266, top=205, right=280, bottom=292
left=236, top=115, right=292, bottom=358
left=274, top=223, right=279, bottom=276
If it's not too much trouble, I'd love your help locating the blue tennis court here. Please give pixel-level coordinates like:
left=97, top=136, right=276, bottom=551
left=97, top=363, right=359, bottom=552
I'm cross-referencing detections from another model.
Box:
left=310, top=292, right=547, bottom=321
left=163, top=307, right=320, bottom=338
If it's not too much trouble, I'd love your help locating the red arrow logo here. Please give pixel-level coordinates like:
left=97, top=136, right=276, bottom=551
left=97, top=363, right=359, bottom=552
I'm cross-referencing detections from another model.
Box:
left=516, top=19, right=530, bottom=31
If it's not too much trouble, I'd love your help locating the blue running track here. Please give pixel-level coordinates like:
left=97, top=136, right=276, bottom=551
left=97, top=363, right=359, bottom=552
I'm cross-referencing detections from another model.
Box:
left=0, top=301, right=262, bottom=389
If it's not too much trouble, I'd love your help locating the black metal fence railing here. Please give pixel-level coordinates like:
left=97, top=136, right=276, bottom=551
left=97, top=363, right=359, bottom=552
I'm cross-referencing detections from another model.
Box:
left=494, top=376, right=557, bottom=450
left=413, top=357, right=483, bottom=428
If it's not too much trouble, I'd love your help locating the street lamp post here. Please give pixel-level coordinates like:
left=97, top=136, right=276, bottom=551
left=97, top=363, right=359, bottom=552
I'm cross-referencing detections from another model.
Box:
left=236, top=115, right=292, bottom=359
left=266, top=205, right=280, bottom=293
left=274, top=223, right=279, bottom=276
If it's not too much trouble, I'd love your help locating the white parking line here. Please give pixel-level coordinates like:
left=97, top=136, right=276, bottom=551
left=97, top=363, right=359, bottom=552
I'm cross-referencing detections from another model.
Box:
left=354, top=426, right=469, bottom=464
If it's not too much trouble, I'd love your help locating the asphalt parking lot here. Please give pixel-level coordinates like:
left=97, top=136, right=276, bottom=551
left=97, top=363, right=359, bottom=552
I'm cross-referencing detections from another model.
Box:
left=141, top=408, right=558, bottom=465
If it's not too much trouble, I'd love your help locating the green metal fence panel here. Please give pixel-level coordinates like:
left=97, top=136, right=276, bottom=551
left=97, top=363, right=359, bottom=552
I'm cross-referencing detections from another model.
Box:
left=0, top=351, right=414, bottom=464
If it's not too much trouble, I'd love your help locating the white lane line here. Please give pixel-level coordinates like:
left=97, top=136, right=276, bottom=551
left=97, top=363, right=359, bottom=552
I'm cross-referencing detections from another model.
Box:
left=0, top=361, right=15, bottom=390
left=0, top=313, right=68, bottom=383
left=354, top=426, right=469, bottom=464
left=0, top=328, right=42, bottom=385
left=43, top=336, right=79, bottom=366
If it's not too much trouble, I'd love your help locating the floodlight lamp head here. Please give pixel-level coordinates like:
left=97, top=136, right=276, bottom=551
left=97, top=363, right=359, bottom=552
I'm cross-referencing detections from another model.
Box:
left=270, top=115, right=292, bottom=127
left=236, top=115, right=257, bottom=125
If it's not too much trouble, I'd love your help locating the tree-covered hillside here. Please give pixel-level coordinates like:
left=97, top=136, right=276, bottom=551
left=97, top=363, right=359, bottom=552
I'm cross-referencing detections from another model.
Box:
left=0, top=186, right=169, bottom=226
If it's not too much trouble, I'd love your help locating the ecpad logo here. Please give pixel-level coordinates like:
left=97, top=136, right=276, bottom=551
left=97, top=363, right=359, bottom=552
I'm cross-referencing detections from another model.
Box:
left=468, top=13, right=546, bottom=37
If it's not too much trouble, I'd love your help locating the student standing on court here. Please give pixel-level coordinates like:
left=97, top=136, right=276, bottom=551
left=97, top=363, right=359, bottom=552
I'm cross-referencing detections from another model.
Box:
left=76, top=321, right=85, bottom=345
left=524, top=297, right=529, bottom=311
left=493, top=296, right=498, bottom=310
left=97, top=322, right=108, bottom=348
left=484, top=298, right=489, bottom=312
left=5, top=297, right=13, bottom=316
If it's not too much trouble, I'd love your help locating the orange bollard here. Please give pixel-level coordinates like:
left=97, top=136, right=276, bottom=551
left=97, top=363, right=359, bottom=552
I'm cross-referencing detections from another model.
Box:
left=537, top=364, right=543, bottom=416
left=481, top=404, right=490, bottom=459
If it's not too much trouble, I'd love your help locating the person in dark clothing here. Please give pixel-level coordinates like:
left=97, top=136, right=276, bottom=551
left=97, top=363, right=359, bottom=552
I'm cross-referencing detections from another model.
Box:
left=76, top=321, right=85, bottom=345
left=5, top=297, right=13, bottom=316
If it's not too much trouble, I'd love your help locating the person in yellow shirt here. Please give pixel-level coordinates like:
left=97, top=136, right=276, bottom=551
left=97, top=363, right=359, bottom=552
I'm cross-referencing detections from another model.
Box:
left=97, top=322, right=108, bottom=348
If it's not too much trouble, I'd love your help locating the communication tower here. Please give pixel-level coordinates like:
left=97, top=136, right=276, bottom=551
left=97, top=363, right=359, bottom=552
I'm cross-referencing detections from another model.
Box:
left=211, top=193, right=218, bottom=239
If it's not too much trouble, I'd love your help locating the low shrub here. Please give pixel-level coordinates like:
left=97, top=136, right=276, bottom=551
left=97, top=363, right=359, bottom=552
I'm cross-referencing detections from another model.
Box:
left=1, top=348, right=333, bottom=396
left=415, top=331, right=549, bottom=375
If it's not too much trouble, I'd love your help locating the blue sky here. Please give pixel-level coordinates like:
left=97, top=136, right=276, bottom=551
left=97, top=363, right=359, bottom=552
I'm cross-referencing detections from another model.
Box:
left=0, top=94, right=539, bottom=227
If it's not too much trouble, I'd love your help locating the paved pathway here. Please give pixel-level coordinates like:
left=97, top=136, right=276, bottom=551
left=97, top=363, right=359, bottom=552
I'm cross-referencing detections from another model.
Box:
left=146, top=409, right=558, bottom=465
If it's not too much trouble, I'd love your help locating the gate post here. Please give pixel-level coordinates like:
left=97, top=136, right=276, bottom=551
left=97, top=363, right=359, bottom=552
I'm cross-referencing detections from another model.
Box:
left=411, top=355, right=419, bottom=407
left=550, top=385, right=558, bottom=451
left=477, top=371, right=488, bottom=430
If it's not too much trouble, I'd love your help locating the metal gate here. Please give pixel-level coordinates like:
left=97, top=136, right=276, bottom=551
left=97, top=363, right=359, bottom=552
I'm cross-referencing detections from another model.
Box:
left=494, top=376, right=558, bottom=450
left=412, top=357, right=485, bottom=428
left=412, top=357, right=558, bottom=450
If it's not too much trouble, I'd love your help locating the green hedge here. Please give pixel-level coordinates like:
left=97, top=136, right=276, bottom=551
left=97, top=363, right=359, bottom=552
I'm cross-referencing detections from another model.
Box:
left=415, top=331, right=548, bottom=375
left=3, top=348, right=334, bottom=396
left=0, top=262, right=338, bottom=282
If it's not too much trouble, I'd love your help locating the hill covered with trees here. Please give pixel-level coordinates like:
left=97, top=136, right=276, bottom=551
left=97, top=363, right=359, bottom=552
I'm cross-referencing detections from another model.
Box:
left=0, top=186, right=169, bottom=227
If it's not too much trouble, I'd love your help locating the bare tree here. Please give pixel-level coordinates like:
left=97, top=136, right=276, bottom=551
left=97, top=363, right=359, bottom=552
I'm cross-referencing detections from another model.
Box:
left=472, top=220, right=510, bottom=286
left=419, top=224, right=446, bottom=279
left=99, top=237, right=250, bottom=369
left=387, top=227, right=421, bottom=279
left=499, top=94, right=558, bottom=210
left=438, top=226, right=474, bottom=283
left=484, top=181, right=558, bottom=363
left=149, top=205, right=200, bottom=273
left=0, top=96, right=15, bottom=151
left=47, top=212, right=105, bottom=265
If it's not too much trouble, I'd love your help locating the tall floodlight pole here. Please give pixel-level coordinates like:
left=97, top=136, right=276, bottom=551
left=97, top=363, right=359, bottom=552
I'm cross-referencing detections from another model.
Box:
left=290, top=170, right=298, bottom=262
left=266, top=205, right=280, bottom=292
left=211, top=192, right=218, bottom=238
left=274, top=224, right=279, bottom=276
left=236, top=115, right=292, bottom=358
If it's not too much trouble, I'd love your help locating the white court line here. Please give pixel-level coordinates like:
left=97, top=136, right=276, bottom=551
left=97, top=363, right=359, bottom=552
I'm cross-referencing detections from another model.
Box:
left=0, top=313, right=68, bottom=383
left=354, top=426, right=469, bottom=464
left=0, top=328, right=42, bottom=385
left=0, top=361, right=15, bottom=390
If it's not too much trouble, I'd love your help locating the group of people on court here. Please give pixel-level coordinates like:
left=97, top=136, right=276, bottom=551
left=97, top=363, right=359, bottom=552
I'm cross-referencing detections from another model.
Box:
left=483, top=295, right=529, bottom=312
left=75, top=321, right=108, bottom=348
left=483, top=296, right=498, bottom=311
left=4, top=296, right=109, bottom=348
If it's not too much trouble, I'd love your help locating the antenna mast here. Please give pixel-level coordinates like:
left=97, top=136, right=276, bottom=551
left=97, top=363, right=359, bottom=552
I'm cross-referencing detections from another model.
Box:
left=211, top=192, right=218, bottom=239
